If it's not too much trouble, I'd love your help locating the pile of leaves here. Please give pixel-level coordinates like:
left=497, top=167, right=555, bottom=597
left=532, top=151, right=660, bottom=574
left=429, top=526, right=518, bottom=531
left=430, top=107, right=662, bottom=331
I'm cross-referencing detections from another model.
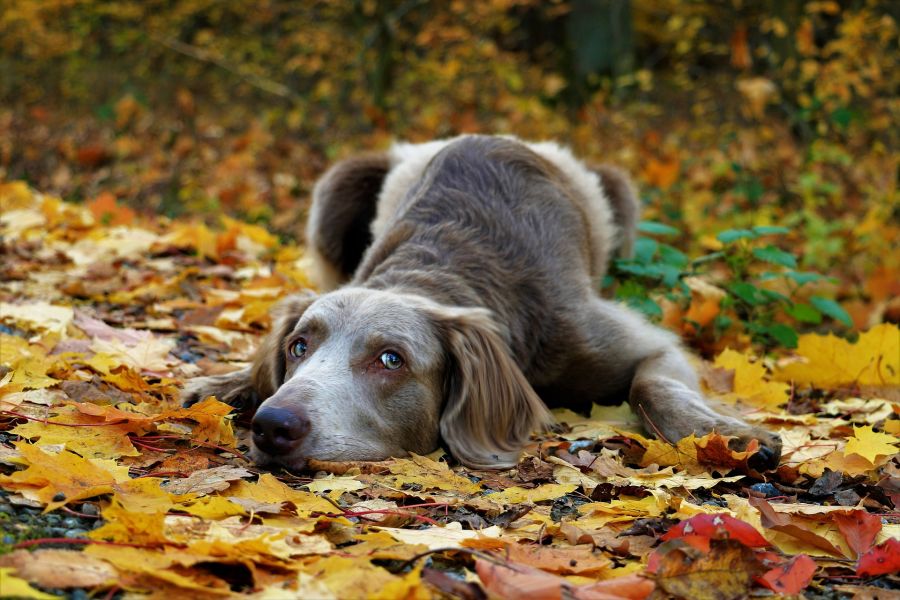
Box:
left=0, top=182, right=898, bottom=598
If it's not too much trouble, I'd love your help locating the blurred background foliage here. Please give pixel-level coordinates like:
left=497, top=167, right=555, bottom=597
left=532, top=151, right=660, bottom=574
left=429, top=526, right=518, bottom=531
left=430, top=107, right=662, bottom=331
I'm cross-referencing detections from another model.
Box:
left=1, top=0, right=897, bottom=352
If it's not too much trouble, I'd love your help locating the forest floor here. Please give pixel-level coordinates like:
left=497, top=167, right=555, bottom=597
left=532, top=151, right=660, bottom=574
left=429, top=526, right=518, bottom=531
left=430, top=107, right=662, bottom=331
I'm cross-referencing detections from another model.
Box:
left=1, top=16, right=899, bottom=591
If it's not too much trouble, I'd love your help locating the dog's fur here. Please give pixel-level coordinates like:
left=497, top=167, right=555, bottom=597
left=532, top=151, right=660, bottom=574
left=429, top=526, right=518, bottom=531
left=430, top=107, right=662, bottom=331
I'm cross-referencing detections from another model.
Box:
left=182, top=135, right=781, bottom=470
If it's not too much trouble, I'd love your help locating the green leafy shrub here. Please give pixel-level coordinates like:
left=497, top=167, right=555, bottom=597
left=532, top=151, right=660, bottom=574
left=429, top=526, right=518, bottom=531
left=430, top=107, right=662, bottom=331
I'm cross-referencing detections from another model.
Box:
left=606, top=222, right=853, bottom=350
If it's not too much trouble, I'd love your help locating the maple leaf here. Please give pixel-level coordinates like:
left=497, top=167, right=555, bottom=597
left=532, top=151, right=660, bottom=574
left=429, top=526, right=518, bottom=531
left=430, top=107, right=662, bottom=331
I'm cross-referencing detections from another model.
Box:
left=371, top=453, right=482, bottom=494
left=230, top=473, right=335, bottom=516
left=0, top=444, right=116, bottom=511
left=11, top=406, right=141, bottom=459
left=488, top=483, right=577, bottom=505
left=159, top=397, right=237, bottom=445
left=714, top=348, right=789, bottom=410
left=775, top=324, right=900, bottom=388
left=843, top=425, right=898, bottom=464
left=89, top=500, right=170, bottom=546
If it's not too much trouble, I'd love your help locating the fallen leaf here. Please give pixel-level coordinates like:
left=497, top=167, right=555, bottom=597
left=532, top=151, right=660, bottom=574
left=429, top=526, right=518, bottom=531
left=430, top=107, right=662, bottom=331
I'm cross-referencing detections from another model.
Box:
left=758, top=554, right=816, bottom=594
left=0, top=444, right=116, bottom=511
left=162, top=465, right=253, bottom=495
left=843, top=425, right=898, bottom=464
left=0, top=567, right=57, bottom=599
left=648, top=539, right=761, bottom=600
left=856, top=538, right=900, bottom=577
left=775, top=324, right=900, bottom=388
left=833, top=510, right=882, bottom=557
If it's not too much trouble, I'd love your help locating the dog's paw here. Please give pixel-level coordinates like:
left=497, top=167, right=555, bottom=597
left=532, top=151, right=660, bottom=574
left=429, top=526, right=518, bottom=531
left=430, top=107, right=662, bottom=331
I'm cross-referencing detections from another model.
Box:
left=180, top=368, right=257, bottom=411
left=722, top=425, right=783, bottom=471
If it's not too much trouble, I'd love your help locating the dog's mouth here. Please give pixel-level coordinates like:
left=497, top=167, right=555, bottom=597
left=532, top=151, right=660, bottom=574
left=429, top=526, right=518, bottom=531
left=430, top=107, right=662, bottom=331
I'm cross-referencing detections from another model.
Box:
left=247, top=444, right=309, bottom=472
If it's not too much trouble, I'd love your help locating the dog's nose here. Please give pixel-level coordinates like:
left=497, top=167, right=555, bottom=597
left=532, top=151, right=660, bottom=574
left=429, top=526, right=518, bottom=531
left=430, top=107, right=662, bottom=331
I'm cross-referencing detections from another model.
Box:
left=251, top=407, right=310, bottom=455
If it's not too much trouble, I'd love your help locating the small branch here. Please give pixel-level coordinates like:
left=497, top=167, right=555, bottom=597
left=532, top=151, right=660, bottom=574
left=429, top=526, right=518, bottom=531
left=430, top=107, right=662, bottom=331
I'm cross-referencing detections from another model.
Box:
left=153, top=36, right=298, bottom=101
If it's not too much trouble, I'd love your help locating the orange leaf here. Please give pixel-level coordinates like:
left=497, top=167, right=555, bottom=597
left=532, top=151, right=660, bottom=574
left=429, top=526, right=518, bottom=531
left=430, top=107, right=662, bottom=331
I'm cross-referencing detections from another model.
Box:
left=86, top=192, right=134, bottom=226
left=0, top=445, right=115, bottom=511
left=476, top=559, right=653, bottom=600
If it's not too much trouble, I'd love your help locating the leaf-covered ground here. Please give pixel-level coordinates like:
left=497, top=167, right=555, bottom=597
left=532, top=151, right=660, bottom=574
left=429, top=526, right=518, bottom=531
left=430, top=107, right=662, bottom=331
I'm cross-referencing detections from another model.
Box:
left=0, top=182, right=898, bottom=599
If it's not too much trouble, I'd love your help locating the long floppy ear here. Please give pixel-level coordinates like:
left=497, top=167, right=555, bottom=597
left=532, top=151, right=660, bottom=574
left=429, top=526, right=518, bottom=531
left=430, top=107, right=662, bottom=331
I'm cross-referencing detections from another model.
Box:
left=432, top=307, right=553, bottom=469
left=181, top=292, right=317, bottom=411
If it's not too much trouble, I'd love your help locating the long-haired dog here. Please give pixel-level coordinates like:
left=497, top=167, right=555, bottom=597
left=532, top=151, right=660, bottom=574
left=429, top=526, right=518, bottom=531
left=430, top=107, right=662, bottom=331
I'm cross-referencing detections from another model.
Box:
left=182, top=135, right=781, bottom=471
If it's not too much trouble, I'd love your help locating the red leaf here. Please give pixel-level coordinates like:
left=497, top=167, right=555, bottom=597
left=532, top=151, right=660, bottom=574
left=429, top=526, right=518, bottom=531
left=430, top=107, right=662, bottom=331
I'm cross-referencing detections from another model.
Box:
left=660, top=514, right=769, bottom=548
left=857, top=538, right=900, bottom=577
left=758, top=554, right=817, bottom=594
left=833, top=510, right=882, bottom=557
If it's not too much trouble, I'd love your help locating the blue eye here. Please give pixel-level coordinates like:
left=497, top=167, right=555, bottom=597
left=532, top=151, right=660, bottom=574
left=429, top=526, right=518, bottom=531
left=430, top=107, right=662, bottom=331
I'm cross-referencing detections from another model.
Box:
left=289, top=339, right=307, bottom=358
left=379, top=351, right=403, bottom=370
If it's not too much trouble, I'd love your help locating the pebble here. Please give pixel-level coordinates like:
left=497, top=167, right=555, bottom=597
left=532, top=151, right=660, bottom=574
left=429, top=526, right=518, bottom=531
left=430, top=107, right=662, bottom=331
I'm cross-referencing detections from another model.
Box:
left=79, top=503, right=99, bottom=516
left=64, top=528, right=87, bottom=539
left=62, top=517, right=81, bottom=529
left=92, top=520, right=105, bottom=530
left=750, top=482, right=780, bottom=497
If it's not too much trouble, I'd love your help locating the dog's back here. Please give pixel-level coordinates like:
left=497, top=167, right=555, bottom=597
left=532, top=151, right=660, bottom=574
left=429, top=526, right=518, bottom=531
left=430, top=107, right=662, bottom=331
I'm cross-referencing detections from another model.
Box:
left=353, top=136, right=614, bottom=381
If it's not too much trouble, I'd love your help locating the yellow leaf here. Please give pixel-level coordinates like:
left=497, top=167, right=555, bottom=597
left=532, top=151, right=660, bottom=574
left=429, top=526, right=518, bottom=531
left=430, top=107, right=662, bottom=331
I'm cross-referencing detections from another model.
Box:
left=89, top=500, right=169, bottom=545
left=373, top=453, right=482, bottom=494
left=0, top=302, right=73, bottom=337
left=176, top=495, right=245, bottom=519
left=0, top=567, right=57, bottom=599
left=12, top=407, right=140, bottom=459
left=714, top=349, right=789, bottom=410
left=488, top=483, right=577, bottom=505
left=160, top=397, right=235, bottom=445
left=0, top=445, right=116, bottom=511
left=775, top=324, right=900, bottom=388
left=843, top=425, right=899, bottom=464
left=370, top=563, right=430, bottom=600
left=640, top=433, right=701, bottom=470
left=230, top=473, right=335, bottom=516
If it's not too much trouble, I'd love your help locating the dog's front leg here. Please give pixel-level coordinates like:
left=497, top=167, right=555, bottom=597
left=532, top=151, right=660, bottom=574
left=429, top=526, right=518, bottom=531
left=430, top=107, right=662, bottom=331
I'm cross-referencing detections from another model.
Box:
left=628, top=348, right=781, bottom=469
left=579, top=299, right=782, bottom=470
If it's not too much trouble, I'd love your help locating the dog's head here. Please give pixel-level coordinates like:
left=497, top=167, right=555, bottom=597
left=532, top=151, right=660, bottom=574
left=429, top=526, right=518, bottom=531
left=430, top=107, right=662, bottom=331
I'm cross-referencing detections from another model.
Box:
left=249, top=288, right=551, bottom=470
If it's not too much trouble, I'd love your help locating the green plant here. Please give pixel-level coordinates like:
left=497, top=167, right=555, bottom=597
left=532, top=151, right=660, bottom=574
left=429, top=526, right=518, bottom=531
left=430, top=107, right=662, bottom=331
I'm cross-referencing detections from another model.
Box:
left=606, top=222, right=853, bottom=350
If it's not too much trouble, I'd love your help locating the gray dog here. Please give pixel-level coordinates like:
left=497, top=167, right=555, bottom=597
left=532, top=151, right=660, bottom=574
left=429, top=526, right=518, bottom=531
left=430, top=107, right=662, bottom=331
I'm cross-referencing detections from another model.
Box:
left=182, top=135, right=781, bottom=471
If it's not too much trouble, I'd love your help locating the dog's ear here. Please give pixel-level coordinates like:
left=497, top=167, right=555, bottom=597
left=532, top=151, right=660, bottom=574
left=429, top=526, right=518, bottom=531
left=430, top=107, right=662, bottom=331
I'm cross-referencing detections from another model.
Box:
left=591, top=164, right=640, bottom=258
left=306, top=153, right=390, bottom=290
left=251, top=291, right=318, bottom=399
left=431, top=307, right=553, bottom=469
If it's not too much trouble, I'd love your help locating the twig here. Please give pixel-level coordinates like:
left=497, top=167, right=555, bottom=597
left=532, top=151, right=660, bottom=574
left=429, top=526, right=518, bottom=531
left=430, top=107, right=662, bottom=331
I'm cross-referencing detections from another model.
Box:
left=153, top=36, right=298, bottom=101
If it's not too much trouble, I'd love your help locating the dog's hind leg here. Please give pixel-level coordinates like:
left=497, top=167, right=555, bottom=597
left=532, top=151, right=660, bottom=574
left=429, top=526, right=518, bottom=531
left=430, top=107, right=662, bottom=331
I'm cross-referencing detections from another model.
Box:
left=306, top=153, right=390, bottom=290
left=568, top=298, right=782, bottom=470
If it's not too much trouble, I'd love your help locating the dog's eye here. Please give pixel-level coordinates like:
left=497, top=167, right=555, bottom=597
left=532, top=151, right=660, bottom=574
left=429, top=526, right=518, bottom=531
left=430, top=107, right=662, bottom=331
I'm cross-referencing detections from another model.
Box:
left=289, top=339, right=308, bottom=359
left=379, top=351, right=403, bottom=370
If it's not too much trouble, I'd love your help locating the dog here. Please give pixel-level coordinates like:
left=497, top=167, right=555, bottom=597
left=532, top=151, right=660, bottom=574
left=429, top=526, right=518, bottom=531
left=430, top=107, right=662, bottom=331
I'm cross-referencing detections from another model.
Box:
left=182, top=135, right=781, bottom=471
